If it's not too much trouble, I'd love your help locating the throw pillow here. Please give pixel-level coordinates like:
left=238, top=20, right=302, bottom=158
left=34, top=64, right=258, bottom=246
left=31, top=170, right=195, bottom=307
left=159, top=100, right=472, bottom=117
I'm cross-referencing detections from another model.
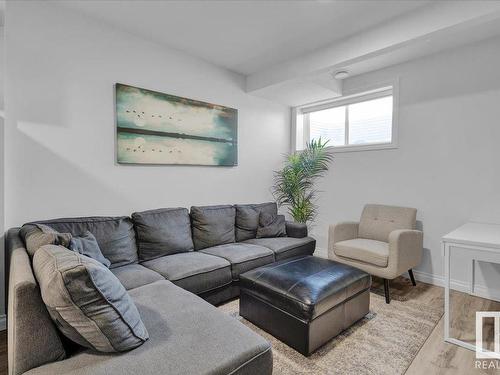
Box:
left=256, top=213, right=286, bottom=238
left=20, top=223, right=72, bottom=257
left=33, top=245, right=149, bottom=353
left=235, top=202, right=278, bottom=241
left=69, top=231, right=111, bottom=268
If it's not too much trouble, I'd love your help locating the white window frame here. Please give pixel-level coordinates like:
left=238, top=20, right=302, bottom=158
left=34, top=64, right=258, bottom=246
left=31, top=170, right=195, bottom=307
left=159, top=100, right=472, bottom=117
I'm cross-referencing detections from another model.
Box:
left=293, top=81, right=399, bottom=153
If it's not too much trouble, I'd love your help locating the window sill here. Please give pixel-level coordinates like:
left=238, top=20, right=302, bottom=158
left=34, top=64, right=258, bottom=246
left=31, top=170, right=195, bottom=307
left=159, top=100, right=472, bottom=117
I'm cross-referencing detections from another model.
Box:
left=327, top=142, right=398, bottom=153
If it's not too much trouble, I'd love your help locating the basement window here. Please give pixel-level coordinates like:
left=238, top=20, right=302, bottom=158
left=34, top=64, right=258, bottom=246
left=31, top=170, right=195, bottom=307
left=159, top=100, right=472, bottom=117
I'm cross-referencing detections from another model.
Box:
left=294, top=86, right=396, bottom=152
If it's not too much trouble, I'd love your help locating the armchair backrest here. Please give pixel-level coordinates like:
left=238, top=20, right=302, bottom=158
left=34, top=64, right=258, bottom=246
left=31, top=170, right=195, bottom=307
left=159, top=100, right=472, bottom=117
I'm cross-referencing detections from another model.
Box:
left=358, top=204, right=417, bottom=243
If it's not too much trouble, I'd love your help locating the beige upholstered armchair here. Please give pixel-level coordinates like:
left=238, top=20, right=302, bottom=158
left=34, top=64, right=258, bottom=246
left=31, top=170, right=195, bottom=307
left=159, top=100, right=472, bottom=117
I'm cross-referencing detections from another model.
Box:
left=328, top=204, right=423, bottom=303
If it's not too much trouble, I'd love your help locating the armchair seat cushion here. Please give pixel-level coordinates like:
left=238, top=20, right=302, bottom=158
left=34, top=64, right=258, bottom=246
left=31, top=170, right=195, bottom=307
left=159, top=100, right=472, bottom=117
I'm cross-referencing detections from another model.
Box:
left=334, top=238, right=389, bottom=267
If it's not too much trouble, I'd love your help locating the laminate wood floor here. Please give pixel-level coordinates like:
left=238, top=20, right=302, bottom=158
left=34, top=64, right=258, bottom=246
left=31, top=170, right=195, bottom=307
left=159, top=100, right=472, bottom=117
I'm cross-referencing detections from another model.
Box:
left=0, top=280, right=499, bottom=375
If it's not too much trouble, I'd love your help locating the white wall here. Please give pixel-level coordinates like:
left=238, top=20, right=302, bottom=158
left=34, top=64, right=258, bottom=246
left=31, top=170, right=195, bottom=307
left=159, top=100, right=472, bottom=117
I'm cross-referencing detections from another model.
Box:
left=0, top=25, right=4, bottom=324
left=4, top=1, right=289, bottom=231
left=1, top=1, right=289, bottom=317
left=312, top=35, right=500, bottom=296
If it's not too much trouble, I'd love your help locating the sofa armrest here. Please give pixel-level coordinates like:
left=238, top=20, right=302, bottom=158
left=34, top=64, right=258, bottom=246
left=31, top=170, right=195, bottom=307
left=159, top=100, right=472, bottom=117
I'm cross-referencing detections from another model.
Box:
left=285, top=221, right=308, bottom=238
left=388, top=229, right=423, bottom=274
left=328, top=222, right=359, bottom=259
left=328, top=222, right=359, bottom=245
left=6, top=229, right=67, bottom=375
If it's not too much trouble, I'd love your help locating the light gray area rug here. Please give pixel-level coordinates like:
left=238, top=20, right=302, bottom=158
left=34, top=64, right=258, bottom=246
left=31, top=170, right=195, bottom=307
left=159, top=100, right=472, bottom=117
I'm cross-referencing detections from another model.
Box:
left=219, top=293, right=443, bottom=375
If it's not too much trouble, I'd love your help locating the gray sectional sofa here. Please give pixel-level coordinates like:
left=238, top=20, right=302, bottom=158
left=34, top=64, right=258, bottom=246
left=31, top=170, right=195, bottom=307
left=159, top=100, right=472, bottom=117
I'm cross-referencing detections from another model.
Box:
left=6, top=202, right=316, bottom=375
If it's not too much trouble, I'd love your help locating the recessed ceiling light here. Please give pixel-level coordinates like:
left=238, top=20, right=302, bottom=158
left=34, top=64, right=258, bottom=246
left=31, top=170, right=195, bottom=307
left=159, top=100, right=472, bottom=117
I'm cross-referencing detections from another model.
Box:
left=333, top=70, right=349, bottom=80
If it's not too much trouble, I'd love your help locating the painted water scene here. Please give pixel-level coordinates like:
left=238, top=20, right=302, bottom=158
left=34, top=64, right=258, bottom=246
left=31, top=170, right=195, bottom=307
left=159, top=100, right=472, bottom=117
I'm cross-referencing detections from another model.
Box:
left=116, top=83, right=238, bottom=166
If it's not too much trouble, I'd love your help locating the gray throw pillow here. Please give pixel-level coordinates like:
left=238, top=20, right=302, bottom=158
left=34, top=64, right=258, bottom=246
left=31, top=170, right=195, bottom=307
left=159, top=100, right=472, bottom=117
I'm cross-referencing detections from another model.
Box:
left=256, top=213, right=286, bottom=238
left=69, top=231, right=111, bottom=268
left=235, top=203, right=278, bottom=241
left=33, top=245, right=149, bottom=353
left=20, top=224, right=72, bottom=257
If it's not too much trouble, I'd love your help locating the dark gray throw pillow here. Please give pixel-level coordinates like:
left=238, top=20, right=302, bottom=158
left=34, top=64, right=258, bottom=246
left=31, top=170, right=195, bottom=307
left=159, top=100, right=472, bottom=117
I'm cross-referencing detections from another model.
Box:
left=235, top=202, right=278, bottom=241
left=256, top=213, right=286, bottom=238
left=69, top=231, right=111, bottom=268
left=33, top=245, right=149, bottom=353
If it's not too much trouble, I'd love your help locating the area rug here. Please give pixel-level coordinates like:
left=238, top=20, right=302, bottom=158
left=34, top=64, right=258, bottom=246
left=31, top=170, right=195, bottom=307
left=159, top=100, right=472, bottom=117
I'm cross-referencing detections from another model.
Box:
left=218, top=293, right=443, bottom=375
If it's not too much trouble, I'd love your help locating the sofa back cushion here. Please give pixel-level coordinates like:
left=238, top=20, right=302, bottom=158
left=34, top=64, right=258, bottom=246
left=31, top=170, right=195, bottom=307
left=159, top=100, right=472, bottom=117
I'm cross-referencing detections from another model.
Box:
left=33, top=245, right=149, bottom=353
left=31, top=216, right=138, bottom=268
left=132, top=208, right=194, bottom=261
left=190, top=205, right=236, bottom=250
left=358, top=204, right=417, bottom=243
left=235, top=202, right=278, bottom=241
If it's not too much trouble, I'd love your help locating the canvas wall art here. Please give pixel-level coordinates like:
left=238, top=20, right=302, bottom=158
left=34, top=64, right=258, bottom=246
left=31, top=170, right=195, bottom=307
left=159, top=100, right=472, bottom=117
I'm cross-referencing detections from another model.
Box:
left=116, top=83, right=238, bottom=166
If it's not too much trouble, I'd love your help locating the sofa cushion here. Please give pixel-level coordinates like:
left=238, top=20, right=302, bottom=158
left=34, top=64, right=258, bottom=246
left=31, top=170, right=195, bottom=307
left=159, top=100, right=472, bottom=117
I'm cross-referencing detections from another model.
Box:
left=256, top=213, right=286, bottom=239
left=33, top=245, right=149, bottom=353
left=142, top=252, right=232, bottom=294
left=69, top=231, right=111, bottom=268
left=111, top=264, right=164, bottom=290
left=235, top=202, right=277, bottom=241
left=23, top=280, right=273, bottom=375
left=31, top=216, right=138, bottom=268
left=334, top=238, right=389, bottom=267
left=358, top=204, right=417, bottom=243
left=132, top=208, right=194, bottom=261
left=200, top=243, right=275, bottom=280
left=19, top=224, right=72, bottom=257
left=190, top=205, right=236, bottom=250
left=244, top=236, right=316, bottom=261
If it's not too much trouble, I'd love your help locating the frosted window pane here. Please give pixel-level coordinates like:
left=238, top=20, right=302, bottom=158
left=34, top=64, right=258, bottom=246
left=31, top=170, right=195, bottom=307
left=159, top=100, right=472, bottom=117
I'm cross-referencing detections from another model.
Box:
left=348, top=96, right=392, bottom=145
left=309, top=106, right=346, bottom=146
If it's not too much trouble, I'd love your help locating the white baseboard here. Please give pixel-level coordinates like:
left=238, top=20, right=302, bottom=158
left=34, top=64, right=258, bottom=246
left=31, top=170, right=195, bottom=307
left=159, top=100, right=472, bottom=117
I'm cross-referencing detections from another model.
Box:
left=412, top=269, right=500, bottom=303
left=410, top=269, right=447, bottom=287
left=0, top=314, right=5, bottom=331
left=314, top=247, right=500, bottom=302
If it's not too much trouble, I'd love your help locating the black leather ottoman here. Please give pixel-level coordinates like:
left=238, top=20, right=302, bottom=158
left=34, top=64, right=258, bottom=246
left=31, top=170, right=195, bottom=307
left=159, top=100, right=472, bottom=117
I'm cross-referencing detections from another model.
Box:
left=239, top=256, right=371, bottom=356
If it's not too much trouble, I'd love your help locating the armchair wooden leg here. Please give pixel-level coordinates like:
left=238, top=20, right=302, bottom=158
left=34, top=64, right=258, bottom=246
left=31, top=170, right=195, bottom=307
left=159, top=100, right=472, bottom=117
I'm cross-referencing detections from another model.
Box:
left=408, top=269, right=417, bottom=286
left=383, top=279, right=391, bottom=304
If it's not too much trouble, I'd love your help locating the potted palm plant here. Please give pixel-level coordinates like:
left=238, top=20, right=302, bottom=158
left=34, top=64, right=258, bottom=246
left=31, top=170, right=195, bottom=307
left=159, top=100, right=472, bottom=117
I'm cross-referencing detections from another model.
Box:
left=272, top=138, right=333, bottom=225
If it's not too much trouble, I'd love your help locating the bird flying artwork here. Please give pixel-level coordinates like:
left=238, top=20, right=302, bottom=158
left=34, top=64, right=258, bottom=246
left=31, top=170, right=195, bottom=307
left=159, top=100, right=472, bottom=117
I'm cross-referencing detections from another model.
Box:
left=115, top=83, right=238, bottom=166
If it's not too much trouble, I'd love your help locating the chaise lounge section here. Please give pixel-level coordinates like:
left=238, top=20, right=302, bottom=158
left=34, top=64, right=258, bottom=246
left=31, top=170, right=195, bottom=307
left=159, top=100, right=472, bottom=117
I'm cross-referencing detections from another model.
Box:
left=6, top=202, right=316, bottom=375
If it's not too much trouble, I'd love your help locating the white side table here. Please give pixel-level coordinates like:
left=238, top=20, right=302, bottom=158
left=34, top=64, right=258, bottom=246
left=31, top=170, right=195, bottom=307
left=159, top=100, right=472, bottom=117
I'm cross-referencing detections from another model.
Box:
left=442, top=222, right=500, bottom=351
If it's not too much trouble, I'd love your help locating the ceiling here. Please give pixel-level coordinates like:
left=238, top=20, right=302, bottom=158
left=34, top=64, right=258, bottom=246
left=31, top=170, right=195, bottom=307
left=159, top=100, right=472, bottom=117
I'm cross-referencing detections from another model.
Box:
left=59, top=0, right=430, bottom=75
left=56, top=0, right=500, bottom=106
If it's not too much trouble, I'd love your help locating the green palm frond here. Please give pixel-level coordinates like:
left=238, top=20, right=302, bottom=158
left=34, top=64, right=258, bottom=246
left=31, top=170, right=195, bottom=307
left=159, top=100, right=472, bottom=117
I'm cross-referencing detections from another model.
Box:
left=272, top=138, right=333, bottom=224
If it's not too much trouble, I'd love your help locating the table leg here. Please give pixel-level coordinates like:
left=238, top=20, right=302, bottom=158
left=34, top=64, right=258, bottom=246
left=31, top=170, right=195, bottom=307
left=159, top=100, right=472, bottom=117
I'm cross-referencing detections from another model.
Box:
left=444, top=242, right=450, bottom=341
left=470, top=259, right=475, bottom=295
